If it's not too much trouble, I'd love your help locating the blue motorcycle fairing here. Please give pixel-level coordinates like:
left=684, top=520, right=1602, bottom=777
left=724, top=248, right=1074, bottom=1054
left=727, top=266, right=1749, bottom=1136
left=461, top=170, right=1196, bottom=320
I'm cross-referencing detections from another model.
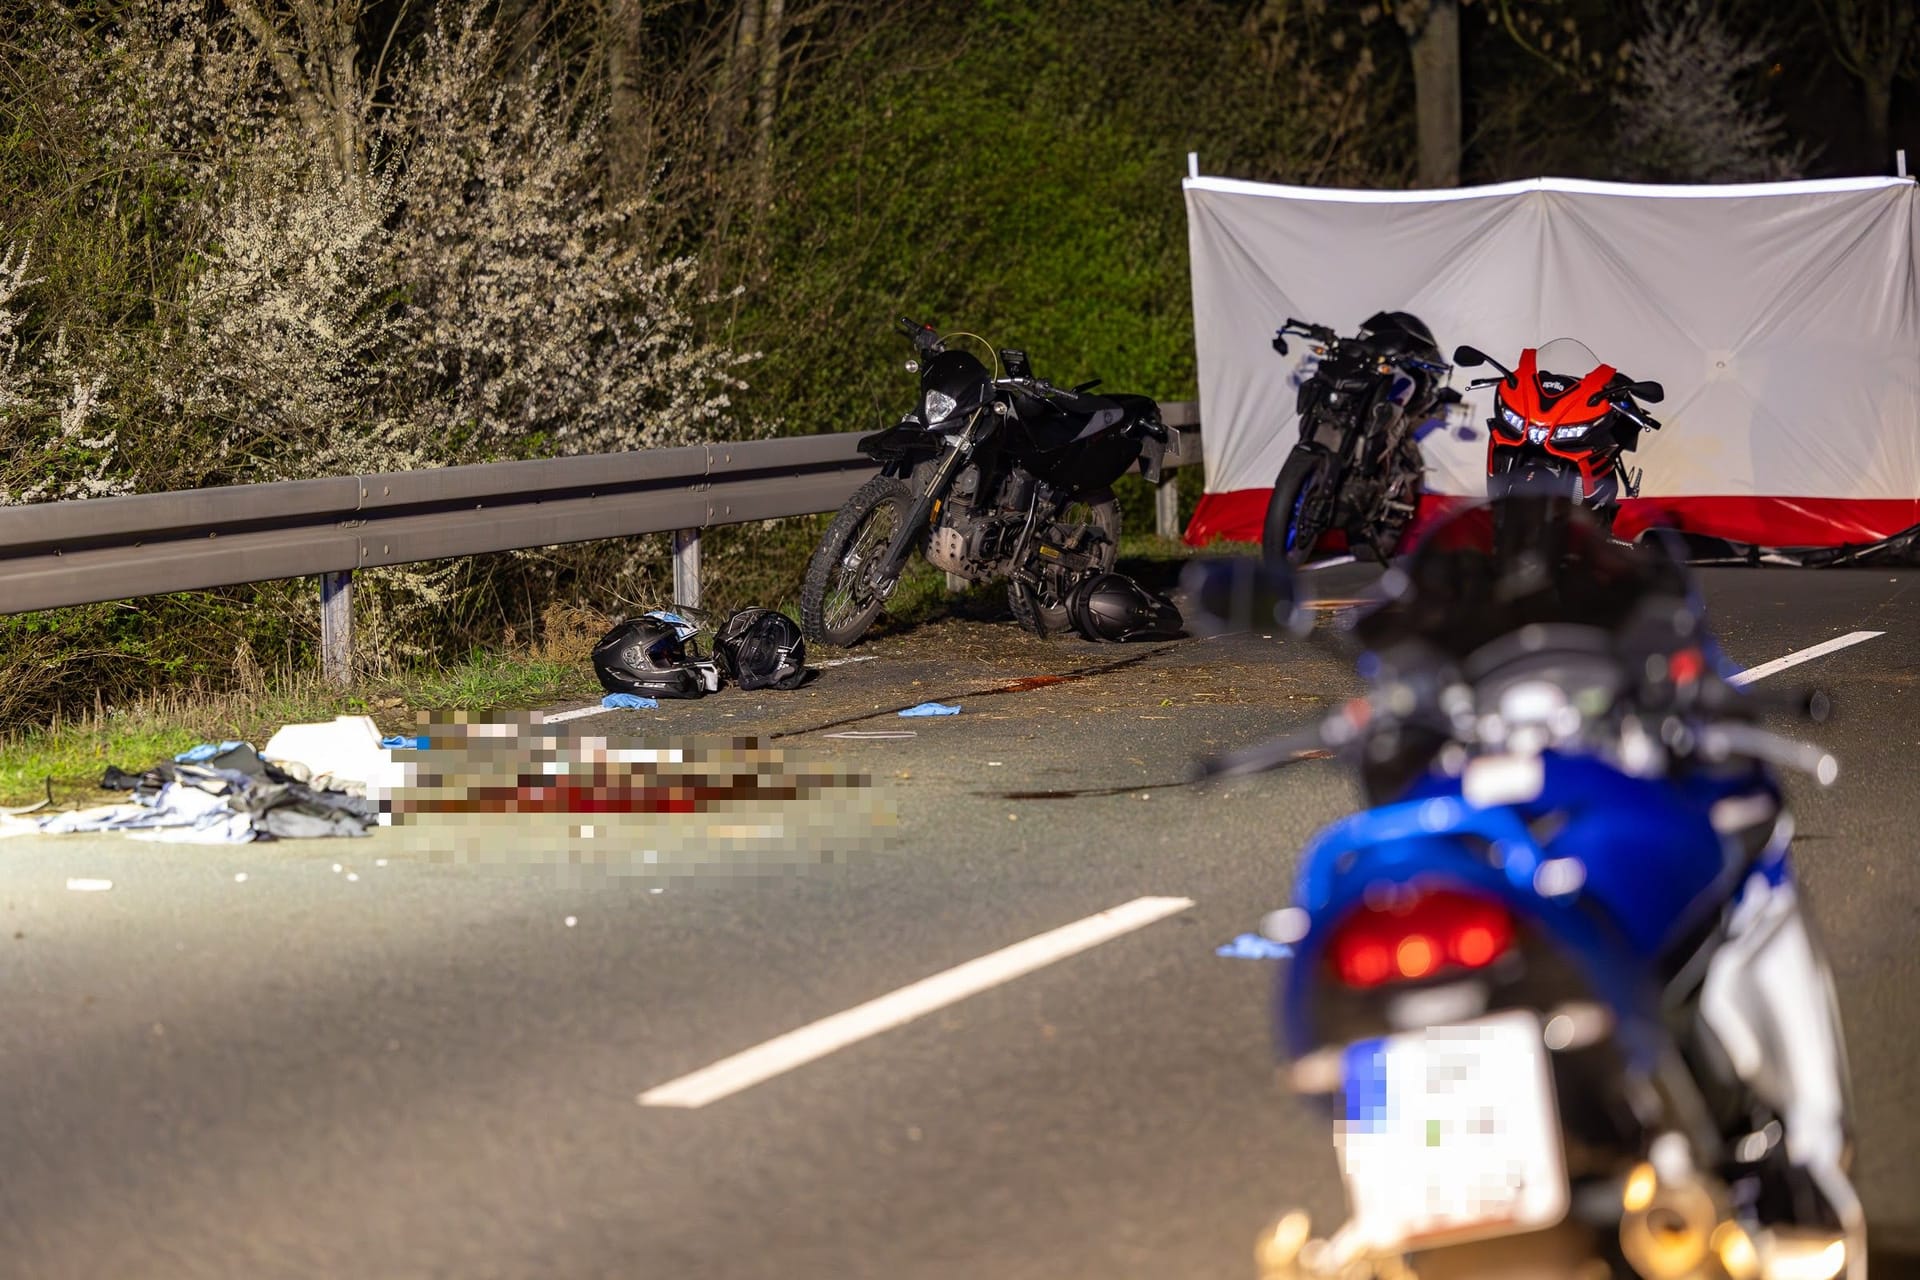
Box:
left=1277, top=749, right=1780, bottom=1074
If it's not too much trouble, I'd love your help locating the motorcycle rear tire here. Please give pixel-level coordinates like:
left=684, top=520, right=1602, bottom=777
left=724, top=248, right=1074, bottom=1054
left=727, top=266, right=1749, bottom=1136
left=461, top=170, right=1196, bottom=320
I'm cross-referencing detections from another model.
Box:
left=1263, top=448, right=1334, bottom=569
left=800, top=475, right=913, bottom=647
left=1008, top=493, right=1120, bottom=636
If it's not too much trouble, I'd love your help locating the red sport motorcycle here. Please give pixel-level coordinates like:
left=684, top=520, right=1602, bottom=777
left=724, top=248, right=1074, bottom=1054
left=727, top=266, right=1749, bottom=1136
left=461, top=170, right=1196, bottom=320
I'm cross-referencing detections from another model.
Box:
left=1452, top=339, right=1664, bottom=538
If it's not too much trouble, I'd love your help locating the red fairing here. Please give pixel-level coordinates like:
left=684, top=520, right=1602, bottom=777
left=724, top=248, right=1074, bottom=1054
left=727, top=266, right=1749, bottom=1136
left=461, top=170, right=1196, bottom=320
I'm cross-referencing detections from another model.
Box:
left=1489, top=347, right=1621, bottom=499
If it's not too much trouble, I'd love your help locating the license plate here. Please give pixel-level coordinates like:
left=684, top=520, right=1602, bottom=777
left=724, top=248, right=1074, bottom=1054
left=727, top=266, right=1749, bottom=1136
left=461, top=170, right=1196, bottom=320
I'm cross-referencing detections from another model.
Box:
left=1335, top=1009, right=1569, bottom=1252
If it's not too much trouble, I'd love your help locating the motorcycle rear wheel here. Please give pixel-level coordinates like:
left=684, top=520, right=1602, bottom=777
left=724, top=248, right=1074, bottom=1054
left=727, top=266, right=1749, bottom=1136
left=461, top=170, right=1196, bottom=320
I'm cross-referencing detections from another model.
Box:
left=1263, top=447, right=1334, bottom=569
left=801, top=475, right=913, bottom=647
left=1008, top=493, right=1120, bottom=636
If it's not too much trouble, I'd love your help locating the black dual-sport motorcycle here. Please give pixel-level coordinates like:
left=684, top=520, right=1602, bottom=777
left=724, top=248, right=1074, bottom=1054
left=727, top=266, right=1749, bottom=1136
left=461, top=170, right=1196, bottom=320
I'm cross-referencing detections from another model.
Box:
left=1261, top=311, right=1460, bottom=568
left=800, top=318, right=1175, bottom=647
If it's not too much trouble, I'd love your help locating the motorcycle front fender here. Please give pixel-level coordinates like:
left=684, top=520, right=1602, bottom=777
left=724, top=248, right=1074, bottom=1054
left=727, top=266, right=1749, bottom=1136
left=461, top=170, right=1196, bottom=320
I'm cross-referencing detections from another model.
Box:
left=858, top=420, right=948, bottom=463
left=1296, top=415, right=1343, bottom=454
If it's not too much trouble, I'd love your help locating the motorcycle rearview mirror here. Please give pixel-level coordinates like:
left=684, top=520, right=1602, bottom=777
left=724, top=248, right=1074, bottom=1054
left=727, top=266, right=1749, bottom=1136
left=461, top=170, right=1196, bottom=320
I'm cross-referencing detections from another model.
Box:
left=1452, top=344, right=1487, bottom=367
left=1272, top=333, right=1290, bottom=356
left=1631, top=380, right=1665, bottom=404
left=1178, top=556, right=1309, bottom=639
left=1770, top=685, right=1834, bottom=723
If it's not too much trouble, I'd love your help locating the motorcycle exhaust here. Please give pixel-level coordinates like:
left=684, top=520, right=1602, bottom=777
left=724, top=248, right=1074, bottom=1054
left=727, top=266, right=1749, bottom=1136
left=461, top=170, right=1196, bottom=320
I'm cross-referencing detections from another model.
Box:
left=1618, top=1157, right=1721, bottom=1280
left=1255, top=1211, right=1400, bottom=1280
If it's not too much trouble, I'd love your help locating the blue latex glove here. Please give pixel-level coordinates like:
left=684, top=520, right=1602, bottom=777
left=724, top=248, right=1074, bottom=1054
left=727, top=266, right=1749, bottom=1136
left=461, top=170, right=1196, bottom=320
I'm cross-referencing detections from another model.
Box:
left=898, top=702, right=961, bottom=717
left=602, top=693, right=660, bottom=710
left=380, top=735, right=428, bottom=750
left=1215, top=933, right=1294, bottom=960
left=175, top=740, right=246, bottom=763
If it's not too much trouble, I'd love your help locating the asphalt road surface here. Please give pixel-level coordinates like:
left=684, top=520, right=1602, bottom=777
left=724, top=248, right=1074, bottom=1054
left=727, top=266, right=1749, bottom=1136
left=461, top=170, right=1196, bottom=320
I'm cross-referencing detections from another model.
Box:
left=4, top=562, right=1919, bottom=1280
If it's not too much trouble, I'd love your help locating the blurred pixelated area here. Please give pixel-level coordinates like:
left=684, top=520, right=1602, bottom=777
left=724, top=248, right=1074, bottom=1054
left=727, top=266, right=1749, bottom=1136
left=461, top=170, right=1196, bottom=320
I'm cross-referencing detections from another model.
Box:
left=378, top=710, right=897, bottom=882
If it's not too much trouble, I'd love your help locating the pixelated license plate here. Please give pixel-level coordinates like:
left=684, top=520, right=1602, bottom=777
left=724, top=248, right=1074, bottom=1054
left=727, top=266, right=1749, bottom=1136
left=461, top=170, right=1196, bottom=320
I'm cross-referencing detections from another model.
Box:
left=1336, top=1008, right=1568, bottom=1251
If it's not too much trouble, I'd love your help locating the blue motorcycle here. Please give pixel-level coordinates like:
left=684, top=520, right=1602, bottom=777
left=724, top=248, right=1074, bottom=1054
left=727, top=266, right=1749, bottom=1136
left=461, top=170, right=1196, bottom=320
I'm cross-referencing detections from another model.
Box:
left=1184, top=499, right=1863, bottom=1280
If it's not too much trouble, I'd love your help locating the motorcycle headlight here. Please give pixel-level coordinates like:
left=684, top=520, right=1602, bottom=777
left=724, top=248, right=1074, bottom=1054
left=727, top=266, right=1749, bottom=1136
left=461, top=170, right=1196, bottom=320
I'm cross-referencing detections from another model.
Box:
left=1500, top=406, right=1526, bottom=430
left=923, top=390, right=958, bottom=427
left=1552, top=424, right=1590, bottom=441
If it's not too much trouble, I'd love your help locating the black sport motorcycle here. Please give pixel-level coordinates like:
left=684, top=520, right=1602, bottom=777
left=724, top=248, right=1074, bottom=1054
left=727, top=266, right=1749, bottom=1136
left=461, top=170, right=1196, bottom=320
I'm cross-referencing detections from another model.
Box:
left=800, top=317, right=1175, bottom=647
left=1261, top=311, right=1460, bottom=568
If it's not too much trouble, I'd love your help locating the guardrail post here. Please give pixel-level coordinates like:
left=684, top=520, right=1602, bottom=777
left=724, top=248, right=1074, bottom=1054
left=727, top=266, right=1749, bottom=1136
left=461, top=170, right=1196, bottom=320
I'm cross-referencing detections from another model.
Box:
left=673, top=528, right=701, bottom=610
left=320, top=570, right=353, bottom=687
left=1155, top=477, right=1180, bottom=541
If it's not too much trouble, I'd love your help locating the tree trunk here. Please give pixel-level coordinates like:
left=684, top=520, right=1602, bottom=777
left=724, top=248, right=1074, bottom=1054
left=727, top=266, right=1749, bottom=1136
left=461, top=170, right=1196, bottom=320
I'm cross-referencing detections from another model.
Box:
left=606, top=0, right=644, bottom=195
left=1409, top=0, right=1461, bottom=188
left=1863, top=73, right=1892, bottom=169
left=751, top=0, right=786, bottom=213
left=714, top=0, right=763, bottom=154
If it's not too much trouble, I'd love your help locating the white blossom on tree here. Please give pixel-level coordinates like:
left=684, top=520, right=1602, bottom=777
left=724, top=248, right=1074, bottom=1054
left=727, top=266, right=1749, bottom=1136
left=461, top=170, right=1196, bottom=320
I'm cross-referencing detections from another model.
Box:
left=1612, top=0, right=1810, bottom=183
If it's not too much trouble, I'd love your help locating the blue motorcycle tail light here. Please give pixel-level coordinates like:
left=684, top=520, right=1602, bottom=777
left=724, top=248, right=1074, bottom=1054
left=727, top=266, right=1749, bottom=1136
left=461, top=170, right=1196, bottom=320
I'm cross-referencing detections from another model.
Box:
left=1329, top=887, right=1515, bottom=989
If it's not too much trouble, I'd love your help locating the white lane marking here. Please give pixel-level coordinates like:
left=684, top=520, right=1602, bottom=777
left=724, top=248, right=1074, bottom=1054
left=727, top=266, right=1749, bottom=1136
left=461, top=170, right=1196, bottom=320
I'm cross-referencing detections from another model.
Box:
left=1303, top=555, right=1357, bottom=571
left=816, top=655, right=880, bottom=668
left=542, top=704, right=614, bottom=723
left=637, top=895, right=1196, bottom=1109
left=1727, top=631, right=1883, bottom=686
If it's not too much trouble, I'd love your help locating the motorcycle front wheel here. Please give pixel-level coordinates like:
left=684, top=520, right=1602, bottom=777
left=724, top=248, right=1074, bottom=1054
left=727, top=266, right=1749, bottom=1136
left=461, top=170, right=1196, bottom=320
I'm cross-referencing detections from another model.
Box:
left=1263, top=447, right=1334, bottom=569
left=800, top=475, right=913, bottom=647
left=1008, top=493, right=1120, bottom=636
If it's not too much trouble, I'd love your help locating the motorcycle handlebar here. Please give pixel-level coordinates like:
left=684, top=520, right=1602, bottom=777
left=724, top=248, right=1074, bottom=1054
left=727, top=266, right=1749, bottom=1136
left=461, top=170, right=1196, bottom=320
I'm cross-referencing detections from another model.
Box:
left=896, top=316, right=942, bottom=351
left=1695, top=721, right=1839, bottom=785
left=1281, top=318, right=1338, bottom=344
left=1194, top=699, right=1370, bottom=781
left=1193, top=724, right=1334, bottom=781
left=1613, top=400, right=1660, bottom=431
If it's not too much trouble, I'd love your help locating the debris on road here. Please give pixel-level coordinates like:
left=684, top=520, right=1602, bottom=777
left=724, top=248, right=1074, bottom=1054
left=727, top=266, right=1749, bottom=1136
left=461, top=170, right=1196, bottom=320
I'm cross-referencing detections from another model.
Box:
left=262, top=716, right=404, bottom=796
left=0, top=778, right=53, bottom=817
left=1215, top=933, right=1293, bottom=960
left=602, top=693, right=660, bottom=710
left=899, top=702, right=962, bottom=717
left=174, top=740, right=246, bottom=763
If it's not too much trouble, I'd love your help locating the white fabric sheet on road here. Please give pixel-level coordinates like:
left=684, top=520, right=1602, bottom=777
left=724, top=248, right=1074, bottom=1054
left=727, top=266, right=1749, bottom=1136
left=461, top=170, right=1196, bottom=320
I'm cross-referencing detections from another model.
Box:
left=1182, top=174, right=1920, bottom=543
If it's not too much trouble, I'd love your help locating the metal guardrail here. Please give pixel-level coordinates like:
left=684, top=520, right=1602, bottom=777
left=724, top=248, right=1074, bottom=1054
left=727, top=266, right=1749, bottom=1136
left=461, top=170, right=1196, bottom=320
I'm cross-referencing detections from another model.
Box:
left=0, top=402, right=1201, bottom=683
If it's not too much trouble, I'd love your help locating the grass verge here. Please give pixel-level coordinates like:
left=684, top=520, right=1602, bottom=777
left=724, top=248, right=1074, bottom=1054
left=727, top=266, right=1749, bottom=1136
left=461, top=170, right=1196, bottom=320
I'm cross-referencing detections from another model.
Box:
left=0, top=639, right=609, bottom=809
left=0, top=527, right=1248, bottom=808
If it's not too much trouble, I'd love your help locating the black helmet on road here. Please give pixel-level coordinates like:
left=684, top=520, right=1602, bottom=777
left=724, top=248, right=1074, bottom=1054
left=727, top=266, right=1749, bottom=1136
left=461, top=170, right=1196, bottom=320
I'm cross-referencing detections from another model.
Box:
left=1067, top=572, right=1184, bottom=643
left=592, top=611, right=721, bottom=699
left=714, top=607, right=809, bottom=691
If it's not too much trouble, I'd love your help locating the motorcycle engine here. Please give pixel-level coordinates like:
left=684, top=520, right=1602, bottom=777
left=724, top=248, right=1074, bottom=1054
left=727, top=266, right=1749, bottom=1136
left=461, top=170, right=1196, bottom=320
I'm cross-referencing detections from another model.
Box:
left=926, top=465, right=986, bottom=576
left=926, top=465, right=1023, bottom=578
